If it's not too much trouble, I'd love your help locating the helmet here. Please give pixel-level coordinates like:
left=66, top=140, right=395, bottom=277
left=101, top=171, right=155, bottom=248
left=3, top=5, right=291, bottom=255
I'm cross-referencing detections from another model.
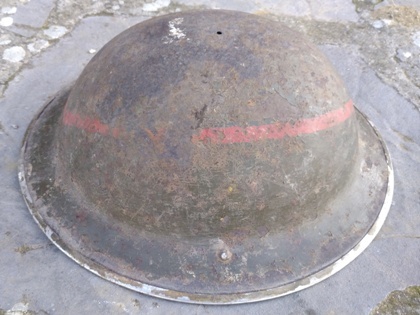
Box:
left=19, top=10, right=393, bottom=304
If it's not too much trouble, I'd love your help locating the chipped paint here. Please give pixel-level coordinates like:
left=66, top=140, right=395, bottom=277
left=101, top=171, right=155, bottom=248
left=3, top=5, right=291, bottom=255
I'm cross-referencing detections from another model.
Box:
left=18, top=169, right=33, bottom=204
left=163, top=17, right=187, bottom=44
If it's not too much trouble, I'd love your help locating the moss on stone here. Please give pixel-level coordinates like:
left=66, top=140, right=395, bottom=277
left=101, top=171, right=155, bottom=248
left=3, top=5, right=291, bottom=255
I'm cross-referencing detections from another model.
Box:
left=370, top=286, right=420, bottom=315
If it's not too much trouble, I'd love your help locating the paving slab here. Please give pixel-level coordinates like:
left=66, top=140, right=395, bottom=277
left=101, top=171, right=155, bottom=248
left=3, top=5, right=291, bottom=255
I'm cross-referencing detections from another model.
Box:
left=9, top=0, right=55, bottom=37
left=0, top=1, right=419, bottom=314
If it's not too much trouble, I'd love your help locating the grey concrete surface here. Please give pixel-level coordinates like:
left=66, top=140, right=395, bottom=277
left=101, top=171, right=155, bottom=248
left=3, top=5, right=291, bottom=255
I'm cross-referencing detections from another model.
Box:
left=0, top=0, right=419, bottom=314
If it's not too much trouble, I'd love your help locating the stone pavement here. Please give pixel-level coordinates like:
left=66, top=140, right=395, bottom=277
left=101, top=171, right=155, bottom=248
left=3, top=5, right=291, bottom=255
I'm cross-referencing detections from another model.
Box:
left=0, top=0, right=419, bottom=314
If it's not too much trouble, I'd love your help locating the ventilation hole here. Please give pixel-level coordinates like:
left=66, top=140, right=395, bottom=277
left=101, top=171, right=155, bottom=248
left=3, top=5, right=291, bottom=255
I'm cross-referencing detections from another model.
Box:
left=217, top=31, right=222, bottom=35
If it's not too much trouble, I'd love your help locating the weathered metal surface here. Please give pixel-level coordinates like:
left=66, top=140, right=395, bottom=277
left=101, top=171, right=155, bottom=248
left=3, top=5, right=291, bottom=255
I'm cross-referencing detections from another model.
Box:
left=18, top=10, right=393, bottom=304
left=61, top=10, right=356, bottom=237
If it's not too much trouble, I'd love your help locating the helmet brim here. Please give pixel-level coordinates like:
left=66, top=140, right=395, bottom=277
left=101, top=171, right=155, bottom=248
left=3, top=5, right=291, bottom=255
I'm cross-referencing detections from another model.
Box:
left=19, top=86, right=393, bottom=304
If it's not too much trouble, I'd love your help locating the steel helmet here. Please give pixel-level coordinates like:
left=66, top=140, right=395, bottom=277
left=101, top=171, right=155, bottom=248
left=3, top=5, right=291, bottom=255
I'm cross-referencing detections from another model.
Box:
left=19, top=10, right=393, bottom=304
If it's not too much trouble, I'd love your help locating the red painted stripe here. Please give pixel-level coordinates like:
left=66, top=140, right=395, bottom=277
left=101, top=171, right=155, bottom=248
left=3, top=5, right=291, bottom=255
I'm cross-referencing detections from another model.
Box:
left=62, top=110, right=121, bottom=138
left=62, top=100, right=354, bottom=143
left=192, top=100, right=354, bottom=144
